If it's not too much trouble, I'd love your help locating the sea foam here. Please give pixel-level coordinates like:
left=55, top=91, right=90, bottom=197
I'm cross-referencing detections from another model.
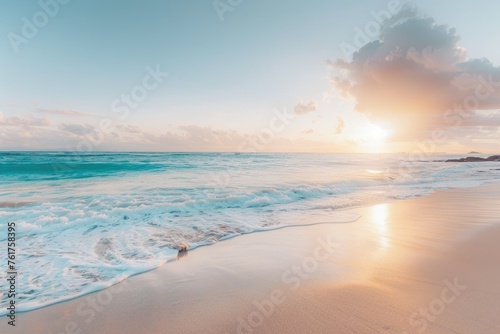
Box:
left=1, top=152, right=499, bottom=314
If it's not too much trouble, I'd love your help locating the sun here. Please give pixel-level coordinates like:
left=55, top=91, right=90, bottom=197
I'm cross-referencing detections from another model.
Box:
left=357, top=123, right=393, bottom=153
left=367, top=124, right=391, bottom=143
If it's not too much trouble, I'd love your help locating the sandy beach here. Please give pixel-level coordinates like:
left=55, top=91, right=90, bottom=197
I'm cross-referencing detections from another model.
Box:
left=4, top=183, right=500, bottom=334
left=4, top=0, right=500, bottom=331
left=4, top=0, right=500, bottom=333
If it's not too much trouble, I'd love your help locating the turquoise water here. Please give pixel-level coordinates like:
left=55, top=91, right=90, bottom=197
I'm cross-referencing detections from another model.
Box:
left=1, top=152, right=499, bottom=314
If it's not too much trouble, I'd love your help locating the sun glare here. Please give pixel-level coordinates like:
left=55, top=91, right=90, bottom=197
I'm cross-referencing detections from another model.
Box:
left=357, top=123, right=393, bottom=153
left=369, top=124, right=390, bottom=142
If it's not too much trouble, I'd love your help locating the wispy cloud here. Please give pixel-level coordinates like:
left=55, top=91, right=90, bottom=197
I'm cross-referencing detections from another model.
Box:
left=59, top=123, right=97, bottom=135
left=36, top=108, right=98, bottom=117
left=0, top=115, right=347, bottom=152
left=0, top=115, right=52, bottom=127
left=294, top=98, right=317, bottom=115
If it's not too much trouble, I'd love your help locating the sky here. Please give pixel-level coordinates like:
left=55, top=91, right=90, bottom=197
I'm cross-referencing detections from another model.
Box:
left=1, top=0, right=500, bottom=153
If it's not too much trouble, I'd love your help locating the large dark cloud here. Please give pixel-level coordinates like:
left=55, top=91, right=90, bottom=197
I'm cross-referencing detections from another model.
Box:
left=329, top=6, right=500, bottom=137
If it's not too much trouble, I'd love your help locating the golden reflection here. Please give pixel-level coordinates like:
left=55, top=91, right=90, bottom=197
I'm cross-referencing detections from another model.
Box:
left=366, top=169, right=383, bottom=174
left=371, top=203, right=389, bottom=249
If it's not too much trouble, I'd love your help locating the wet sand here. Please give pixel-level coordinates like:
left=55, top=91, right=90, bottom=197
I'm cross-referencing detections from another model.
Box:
left=4, top=183, right=500, bottom=334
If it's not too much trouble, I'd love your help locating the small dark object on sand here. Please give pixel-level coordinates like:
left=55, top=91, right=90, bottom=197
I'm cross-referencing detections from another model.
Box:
left=178, top=241, right=190, bottom=252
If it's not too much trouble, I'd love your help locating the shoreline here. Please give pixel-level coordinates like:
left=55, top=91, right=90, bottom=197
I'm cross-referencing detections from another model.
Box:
left=0, top=181, right=482, bottom=316
left=3, top=183, right=500, bottom=333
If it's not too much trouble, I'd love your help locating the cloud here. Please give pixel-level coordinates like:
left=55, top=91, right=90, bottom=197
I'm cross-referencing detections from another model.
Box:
left=460, top=110, right=500, bottom=127
left=0, top=114, right=349, bottom=152
left=334, top=117, right=345, bottom=134
left=329, top=6, right=500, bottom=137
left=0, top=116, right=60, bottom=150
left=59, top=123, right=97, bottom=135
left=302, top=129, right=314, bottom=134
left=0, top=115, right=52, bottom=127
left=294, top=98, right=317, bottom=115
left=36, top=109, right=97, bottom=117
left=113, top=124, right=142, bottom=134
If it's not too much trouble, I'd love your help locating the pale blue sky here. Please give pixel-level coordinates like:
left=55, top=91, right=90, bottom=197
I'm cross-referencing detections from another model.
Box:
left=1, top=0, right=499, bottom=152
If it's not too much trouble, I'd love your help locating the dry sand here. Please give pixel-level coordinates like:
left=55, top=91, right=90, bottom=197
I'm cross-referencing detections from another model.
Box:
left=3, top=184, right=500, bottom=334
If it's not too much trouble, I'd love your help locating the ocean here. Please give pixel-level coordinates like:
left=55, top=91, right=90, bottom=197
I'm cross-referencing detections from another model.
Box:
left=1, top=152, right=499, bottom=314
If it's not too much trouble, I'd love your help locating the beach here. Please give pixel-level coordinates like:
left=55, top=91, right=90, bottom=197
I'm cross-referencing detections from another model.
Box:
left=3, top=0, right=500, bottom=332
left=4, top=183, right=500, bottom=334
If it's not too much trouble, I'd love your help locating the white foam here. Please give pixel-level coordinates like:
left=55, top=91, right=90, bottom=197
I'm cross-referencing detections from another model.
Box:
left=1, top=153, right=499, bottom=315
